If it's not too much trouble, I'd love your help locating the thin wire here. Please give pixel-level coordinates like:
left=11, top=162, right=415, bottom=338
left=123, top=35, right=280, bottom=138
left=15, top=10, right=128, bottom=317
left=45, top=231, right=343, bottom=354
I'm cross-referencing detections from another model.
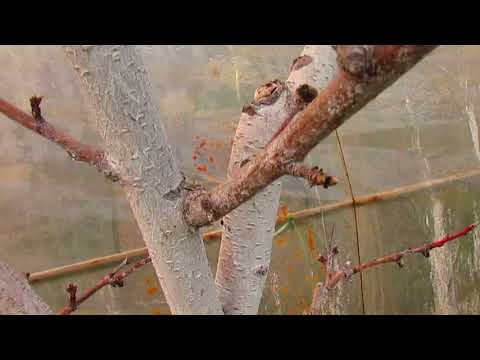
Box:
left=335, top=130, right=366, bottom=315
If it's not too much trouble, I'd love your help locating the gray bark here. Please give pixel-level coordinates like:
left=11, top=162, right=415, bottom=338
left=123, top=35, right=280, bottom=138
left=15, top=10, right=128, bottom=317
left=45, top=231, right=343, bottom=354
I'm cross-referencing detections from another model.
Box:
left=215, top=46, right=338, bottom=314
left=0, top=260, right=52, bottom=314
left=63, top=45, right=223, bottom=314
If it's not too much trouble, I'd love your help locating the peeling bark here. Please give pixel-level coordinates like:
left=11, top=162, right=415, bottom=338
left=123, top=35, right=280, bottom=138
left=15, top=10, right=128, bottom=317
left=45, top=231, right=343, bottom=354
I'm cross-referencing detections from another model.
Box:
left=0, top=260, right=52, bottom=315
left=63, top=46, right=223, bottom=314
left=215, top=46, right=340, bottom=314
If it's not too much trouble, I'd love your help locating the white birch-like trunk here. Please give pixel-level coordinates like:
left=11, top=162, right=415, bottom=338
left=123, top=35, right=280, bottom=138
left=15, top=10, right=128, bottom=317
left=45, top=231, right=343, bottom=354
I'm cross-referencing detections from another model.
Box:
left=215, top=46, right=338, bottom=314
left=0, top=260, right=52, bottom=314
left=63, top=46, right=223, bottom=314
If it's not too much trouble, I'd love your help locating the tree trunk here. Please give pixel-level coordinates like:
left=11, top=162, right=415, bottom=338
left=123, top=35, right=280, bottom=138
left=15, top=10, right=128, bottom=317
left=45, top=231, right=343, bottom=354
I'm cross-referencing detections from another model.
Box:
left=215, top=46, right=338, bottom=314
left=0, top=260, right=52, bottom=314
left=63, top=45, right=223, bottom=314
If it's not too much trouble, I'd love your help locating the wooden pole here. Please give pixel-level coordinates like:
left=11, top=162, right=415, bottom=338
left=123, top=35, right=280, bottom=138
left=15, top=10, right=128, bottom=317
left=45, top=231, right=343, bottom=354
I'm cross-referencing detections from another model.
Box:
left=27, top=168, right=480, bottom=283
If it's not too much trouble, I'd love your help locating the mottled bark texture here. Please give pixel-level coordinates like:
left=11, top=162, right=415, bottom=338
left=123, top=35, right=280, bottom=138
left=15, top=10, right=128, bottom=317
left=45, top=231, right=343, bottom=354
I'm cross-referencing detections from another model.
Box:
left=63, top=46, right=223, bottom=314
left=0, top=260, right=52, bottom=314
left=185, top=45, right=438, bottom=228
left=215, top=46, right=339, bottom=314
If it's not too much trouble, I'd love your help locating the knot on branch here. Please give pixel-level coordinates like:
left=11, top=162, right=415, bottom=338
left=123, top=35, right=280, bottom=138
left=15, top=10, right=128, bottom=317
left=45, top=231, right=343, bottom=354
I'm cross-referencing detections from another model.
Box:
left=183, top=187, right=219, bottom=227
left=254, top=264, right=269, bottom=277
left=294, top=84, right=318, bottom=106
left=95, top=156, right=121, bottom=182
left=318, top=244, right=338, bottom=275
left=343, top=261, right=354, bottom=280
left=285, top=163, right=338, bottom=188
left=253, top=79, right=286, bottom=106
left=290, top=54, right=313, bottom=72
left=333, top=45, right=376, bottom=78
left=241, top=104, right=258, bottom=117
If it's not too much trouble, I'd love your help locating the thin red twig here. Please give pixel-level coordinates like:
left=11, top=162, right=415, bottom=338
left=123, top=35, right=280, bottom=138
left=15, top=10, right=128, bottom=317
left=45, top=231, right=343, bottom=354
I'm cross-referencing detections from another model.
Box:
left=311, top=223, right=477, bottom=314
left=59, top=256, right=152, bottom=315
left=0, top=96, right=118, bottom=179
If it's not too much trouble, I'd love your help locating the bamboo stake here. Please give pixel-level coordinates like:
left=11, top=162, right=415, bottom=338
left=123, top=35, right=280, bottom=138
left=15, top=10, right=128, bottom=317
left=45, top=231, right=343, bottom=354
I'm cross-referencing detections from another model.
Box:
left=27, top=167, right=480, bottom=284
left=26, top=231, right=221, bottom=283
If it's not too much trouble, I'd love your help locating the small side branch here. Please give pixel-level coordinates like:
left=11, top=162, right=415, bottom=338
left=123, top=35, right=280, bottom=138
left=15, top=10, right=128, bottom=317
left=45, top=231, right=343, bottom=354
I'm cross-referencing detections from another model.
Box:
left=284, top=163, right=338, bottom=188
left=310, top=223, right=477, bottom=314
left=66, top=283, right=77, bottom=312
left=0, top=96, right=118, bottom=181
left=185, top=45, right=437, bottom=228
left=59, top=256, right=151, bottom=315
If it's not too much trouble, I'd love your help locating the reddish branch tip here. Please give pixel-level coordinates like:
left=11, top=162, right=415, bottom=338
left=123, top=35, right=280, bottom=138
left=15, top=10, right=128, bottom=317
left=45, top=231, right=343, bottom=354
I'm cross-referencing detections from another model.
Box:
left=285, top=164, right=338, bottom=188
left=318, top=223, right=477, bottom=292
left=29, top=95, right=43, bottom=111
left=29, top=95, right=45, bottom=128
left=66, top=283, right=78, bottom=311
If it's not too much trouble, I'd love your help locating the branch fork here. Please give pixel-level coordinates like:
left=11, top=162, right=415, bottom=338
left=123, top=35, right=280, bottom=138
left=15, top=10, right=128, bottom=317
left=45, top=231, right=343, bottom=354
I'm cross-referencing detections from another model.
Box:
left=184, top=45, right=437, bottom=228
left=310, top=223, right=477, bottom=315
left=60, top=256, right=152, bottom=315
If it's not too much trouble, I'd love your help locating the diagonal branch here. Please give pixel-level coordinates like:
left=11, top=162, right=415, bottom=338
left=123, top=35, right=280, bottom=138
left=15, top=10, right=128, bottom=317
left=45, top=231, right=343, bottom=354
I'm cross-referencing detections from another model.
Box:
left=59, top=256, right=151, bottom=315
left=310, top=223, right=477, bottom=315
left=0, top=96, right=118, bottom=180
left=185, top=45, right=438, bottom=228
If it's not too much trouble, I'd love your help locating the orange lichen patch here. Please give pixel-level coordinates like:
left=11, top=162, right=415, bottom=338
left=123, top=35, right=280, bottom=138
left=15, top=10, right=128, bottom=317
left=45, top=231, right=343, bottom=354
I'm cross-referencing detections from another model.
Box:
left=277, top=204, right=289, bottom=223
left=275, top=235, right=289, bottom=247
left=196, top=164, right=208, bottom=172
left=146, top=287, right=159, bottom=296
left=287, top=264, right=294, bottom=274
left=281, top=287, right=290, bottom=296
left=203, top=231, right=222, bottom=242
left=214, top=141, right=225, bottom=149
left=151, top=307, right=163, bottom=315
left=307, top=224, right=316, bottom=253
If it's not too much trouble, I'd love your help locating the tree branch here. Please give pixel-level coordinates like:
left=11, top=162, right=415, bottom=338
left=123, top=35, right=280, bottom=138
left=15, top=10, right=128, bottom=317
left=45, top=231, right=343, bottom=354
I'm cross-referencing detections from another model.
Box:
left=0, top=259, right=52, bottom=314
left=59, top=256, right=151, bottom=315
left=310, top=223, right=477, bottom=315
left=0, top=96, right=119, bottom=180
left=185, top=45, right=438, bottom=227
left=284, top=163, right=338, bottom=188
left=64, top=45, right=223, bottom=314
left=214, top=45, right=340, bottom=314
